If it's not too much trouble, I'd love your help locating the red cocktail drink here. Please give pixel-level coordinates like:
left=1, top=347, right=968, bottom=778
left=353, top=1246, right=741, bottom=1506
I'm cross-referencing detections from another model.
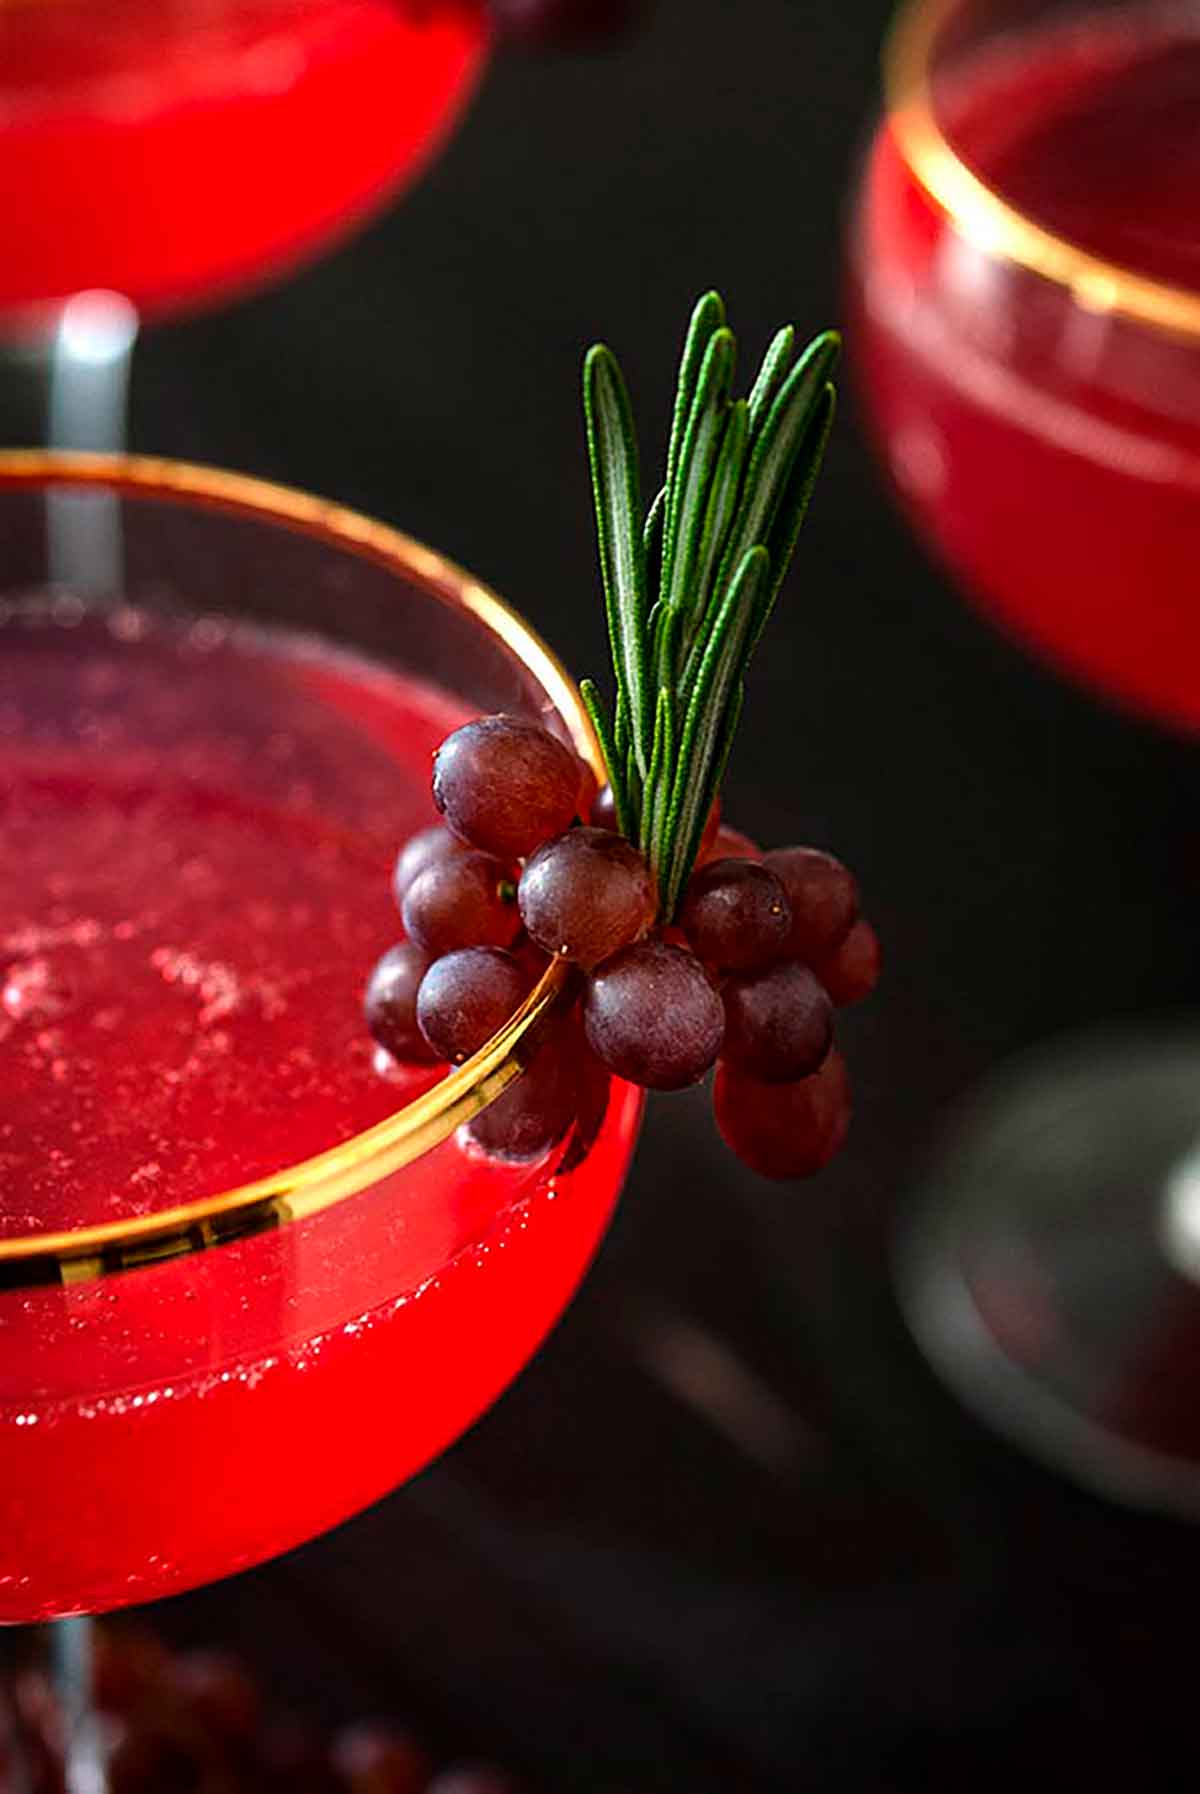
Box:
left=851, top=1, right=1200, bottom=729
left=0, top=0, right=488, bottom=324
left=0, top=458, right=639, bottom=1621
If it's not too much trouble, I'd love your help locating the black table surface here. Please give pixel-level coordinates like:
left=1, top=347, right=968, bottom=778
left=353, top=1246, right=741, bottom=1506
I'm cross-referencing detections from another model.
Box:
left=116, top=0, right=1200, bottom=1786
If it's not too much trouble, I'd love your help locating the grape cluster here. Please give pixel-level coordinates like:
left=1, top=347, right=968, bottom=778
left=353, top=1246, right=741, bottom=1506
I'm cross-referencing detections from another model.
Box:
left=365, top=715, right=601, bottom=1162
left=6, top=1623, right=535, bottom=1794
left=365, top=714, right=879, bottom=1179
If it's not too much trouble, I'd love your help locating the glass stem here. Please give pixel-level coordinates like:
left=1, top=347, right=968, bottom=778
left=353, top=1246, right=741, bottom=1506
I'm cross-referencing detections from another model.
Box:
left=46, top=290, right=139, bottom=597
left=51, top=1619, right=107, bottom=1794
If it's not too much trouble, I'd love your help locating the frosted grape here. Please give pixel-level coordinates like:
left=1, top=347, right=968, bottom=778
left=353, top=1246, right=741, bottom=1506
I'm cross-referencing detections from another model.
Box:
left=432, top=714, right=582, bottom=860
left=763, top=846, right=858, bottom=962
left=464, top=1022, right=580, bottom=1161
left=583, top=940, right=723, bottom=1090
left=701, top=823, right=761, bottom=865
left=721, top=959, right=833, bottom=1082
left=401, top=851, right=520, bottom=955
left=679, top=857, right=791, bottom=971
left=364, top=943, right=438, bottom=1063
left=519, top=827, right=655, bottom=968
left=816, top=918, right=882, bottom=1007
left=392, top=824, right=467, bottom=909
left=714, top=1049, right=851, bottom=1180
left=416, top=947, right=532, bottom=1064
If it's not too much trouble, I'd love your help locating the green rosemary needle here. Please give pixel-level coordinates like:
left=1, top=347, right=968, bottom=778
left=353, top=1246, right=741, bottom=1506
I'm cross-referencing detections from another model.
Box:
left=580, top=291, right=838, bottom=919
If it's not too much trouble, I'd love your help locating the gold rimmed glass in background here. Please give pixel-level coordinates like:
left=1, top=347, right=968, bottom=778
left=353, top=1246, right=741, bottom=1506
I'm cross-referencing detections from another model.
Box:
left=0, top=455, right=641, bottom=1783
left=0, top=2, right=490, bottom=445
left=851, top=0, right=1200, bottom=731
left=849, top=0, right=1200, bottom=1512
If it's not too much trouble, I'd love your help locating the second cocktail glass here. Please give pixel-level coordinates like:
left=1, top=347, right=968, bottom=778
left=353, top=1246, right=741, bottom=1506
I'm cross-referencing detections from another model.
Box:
left=2, top=1, right=489, bottom=462
left=850, top=0, right=1200, bottom=1510
left=2, top=0, right=489, bottom=330
left=851, top=0, right=1200, bottom=730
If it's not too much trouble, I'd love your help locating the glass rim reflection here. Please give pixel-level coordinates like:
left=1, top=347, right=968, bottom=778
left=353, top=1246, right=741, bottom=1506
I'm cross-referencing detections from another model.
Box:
left=0, top=450, right=601, bottom=1286
left=883, top=0, right=1200, bottom=343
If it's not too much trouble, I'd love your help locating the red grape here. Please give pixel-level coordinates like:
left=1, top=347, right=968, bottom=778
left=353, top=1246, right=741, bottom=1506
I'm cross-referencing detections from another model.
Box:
left=555, top=1023, right=613, bottom=1171
left=590, top=783, right=618, bottom=831
left=392, top=825, right=467, bottom=909
left=679, top=857, right=790, bottom=971
left=433, top=714, right=582, bottom=859
left=714, top=1049, right=851, bottom=1179
left=591, top=785, right=717, bottom=852
left=722, top=959, right=833, bottom=1082
left=816, top=918, right=881, bottom=1007
left=518, top=827, right=655, bottom=967
left=364, top=944, right=439, bottom=1064
left=416, top=948, right=531, bottom=1064
left=332, top=1724, right=430, bottom=1794
left=763, top=846, right=858, bottom=962
left=464, top=1021, right=580, bottom=1161
left=700, top=823, right=760, bottom=865
left=401, top=852, right=520, bottom=955
left=583, top=940, right=723, bottom=1090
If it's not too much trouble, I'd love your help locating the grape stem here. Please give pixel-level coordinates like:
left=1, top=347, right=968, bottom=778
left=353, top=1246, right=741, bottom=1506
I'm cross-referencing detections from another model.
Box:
left=581, top=293, right=838, bottom=919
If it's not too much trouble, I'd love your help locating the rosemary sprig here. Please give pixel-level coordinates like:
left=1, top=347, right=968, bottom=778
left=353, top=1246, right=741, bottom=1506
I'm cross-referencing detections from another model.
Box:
left=582, top=292, right=838, bottom=918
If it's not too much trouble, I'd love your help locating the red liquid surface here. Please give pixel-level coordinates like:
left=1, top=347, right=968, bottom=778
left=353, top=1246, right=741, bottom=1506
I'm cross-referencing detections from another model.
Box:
left=0, top=607, right=639, bottom=1620
left=0, top=0, right=488, bottom=323
left=852, top=5, right=1200, bottom=730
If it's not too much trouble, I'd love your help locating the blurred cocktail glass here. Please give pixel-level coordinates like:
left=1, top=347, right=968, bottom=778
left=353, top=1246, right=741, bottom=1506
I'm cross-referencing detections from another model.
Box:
left=849, top=0, right=1200, bottom=1511
left=1, top=1, right=487, bottom=332
left=1, top=1, right=489, bottom=449
left=851, top=0, right=1200, bottom=730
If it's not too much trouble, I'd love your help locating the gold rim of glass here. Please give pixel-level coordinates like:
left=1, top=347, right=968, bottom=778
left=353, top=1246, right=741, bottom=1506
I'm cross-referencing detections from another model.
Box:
left=883, top=0, right=1200, bottom=342
left=0, top=450, right=602, bottom=1288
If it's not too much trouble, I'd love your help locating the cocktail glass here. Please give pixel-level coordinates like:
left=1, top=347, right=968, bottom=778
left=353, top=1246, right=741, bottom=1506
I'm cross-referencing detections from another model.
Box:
left=0, top=451, right=641, bottom=1784
left=848, top=0, right=1200, bottom=1511
left=851, top=0, right=1200, bottom=731
left=1, top=0, right=490, bottom=450
left=1, top=0, right=488, bottom=328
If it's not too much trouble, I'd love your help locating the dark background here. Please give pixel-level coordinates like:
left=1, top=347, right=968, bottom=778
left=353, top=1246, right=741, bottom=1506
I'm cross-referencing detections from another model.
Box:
left=124, top=0, right=1200, bottom=1787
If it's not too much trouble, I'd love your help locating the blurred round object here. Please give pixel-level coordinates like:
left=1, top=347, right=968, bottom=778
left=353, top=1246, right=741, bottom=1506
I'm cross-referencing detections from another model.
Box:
left=257, top=1715, right=343, bottom=1793
left=427, top=1768, right=522, bottom=1794
left=94, top=1627, right=171, bottom=1716
left=332, top=1721, right=431, bottom=1794
left=170, top=1650, right=261, bottom=1742
left=107, top=1720, right=202, bottom=1794
left=898, top=1030, right=1200, bottom=1516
